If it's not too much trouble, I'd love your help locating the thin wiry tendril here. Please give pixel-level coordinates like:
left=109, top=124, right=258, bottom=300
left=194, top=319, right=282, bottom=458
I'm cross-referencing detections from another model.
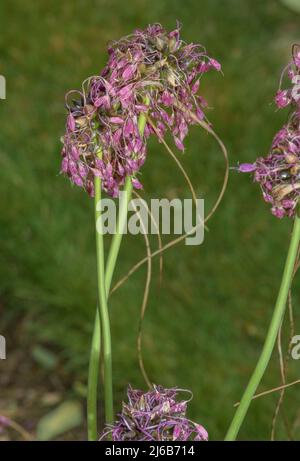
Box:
left=234, top=247, right=300, bottom=436
left=133, top=190, right=163, bottom=285
left=133, top=190, right=165, bottom=388
left=110, top=113, right=229, bottom=296
left=133, top=198, right=153, bottom=388
left=147, top=115, right=207, bottom=232
left=0, top=415, right=33, bottom=441
left=271, top=244, right=300, bottom=440
left=234, top=379, right=300, bottom=407
left=271, top=321, right=287, bottom=440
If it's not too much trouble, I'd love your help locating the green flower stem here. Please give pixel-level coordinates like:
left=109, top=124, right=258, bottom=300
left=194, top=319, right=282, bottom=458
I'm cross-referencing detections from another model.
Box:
left=225, top=211, right=300, bottom=441
left=87, top=309, right=101, bottom=441
left=87, top=101, right=149, bottom=441
left=105, top=176, right=133, bottom=292
left=94, top=162, right=114, bottom=428
left=88, top=176, right=132, bottom=440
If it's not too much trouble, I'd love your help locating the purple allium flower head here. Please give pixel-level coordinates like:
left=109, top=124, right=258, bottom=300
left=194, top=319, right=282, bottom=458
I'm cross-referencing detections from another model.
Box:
left=238, top=45, right=300, bottom=218
left=60, top=22, right=221, bottom=196
left=99, top=385, right=208, bottom=441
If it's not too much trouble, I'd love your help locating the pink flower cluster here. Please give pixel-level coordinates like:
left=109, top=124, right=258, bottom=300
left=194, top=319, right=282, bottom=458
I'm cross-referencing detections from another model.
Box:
left=60, top=23, right=221, bottom=197
left=99, top=385, right=208, bottom=441
left=238, top=46, right=300, bottom=218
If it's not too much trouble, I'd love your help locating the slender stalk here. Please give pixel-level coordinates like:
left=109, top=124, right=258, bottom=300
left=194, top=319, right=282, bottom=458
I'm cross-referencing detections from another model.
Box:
left=105, top=176, right=133, bottom=292
left=94, top=165, right=114, bottom=427
left=225, top=212, right=300, bottom=441
left=87, top=102, right=149, bottom=440
left=87, top=309, right=101, bottom=440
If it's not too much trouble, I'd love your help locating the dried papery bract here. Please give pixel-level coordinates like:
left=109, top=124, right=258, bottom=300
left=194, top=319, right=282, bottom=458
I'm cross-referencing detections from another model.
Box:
left=60, top=22, right=221, bottom=197
left=100, top=385, right=208, bottom=441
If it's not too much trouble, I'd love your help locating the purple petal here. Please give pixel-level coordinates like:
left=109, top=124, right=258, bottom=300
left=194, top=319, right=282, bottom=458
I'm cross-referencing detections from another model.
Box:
left=191, top=79, right=200, bottom=94
left=275, top=90, right=291, bottom=109
left=71, top=145, right=80, bottom=160
left=132, top=178, right=143, bottom=189
left=94, top=95, right=110, bottom=109
left=119, top=84, right=133, bottom=102
left=109, top=116, right=124, bottom=124
left=61, top=157, right=69, bottom=173
left=238, top=163, right=257, bottom=173
left=195, top=424, right=208, bottom=441
left=72, top=175, right=84, bottom=187
left=271, top=206, right=285, bottom=219
left=122, top=64, right=136, bottom=81
left=174, top=136, right=185, bottom=151
left=67, top=114, right=76, bottom=131
left=161, top=90, right=173, bottom=106
left=209, top=58, right=221, bottom=71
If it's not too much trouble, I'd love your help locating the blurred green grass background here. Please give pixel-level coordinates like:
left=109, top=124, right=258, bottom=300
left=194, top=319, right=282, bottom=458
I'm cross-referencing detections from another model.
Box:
left=1, top=0, right=300, bottom=440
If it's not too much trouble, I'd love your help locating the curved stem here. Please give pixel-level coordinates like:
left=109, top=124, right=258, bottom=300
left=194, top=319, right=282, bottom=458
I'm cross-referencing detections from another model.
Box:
left=94, top=168, right=114, bottom=427
left=225, top=212, right=300, bottom=441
